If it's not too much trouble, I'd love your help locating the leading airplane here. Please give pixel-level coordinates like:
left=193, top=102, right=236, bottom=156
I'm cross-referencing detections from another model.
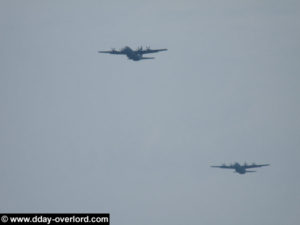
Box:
left=211, top=162, right=270, bottom=174
left=98, top=46, right=167, bottom=61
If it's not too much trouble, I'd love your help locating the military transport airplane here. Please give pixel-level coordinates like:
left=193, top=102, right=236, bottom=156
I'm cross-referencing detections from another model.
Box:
left=211, top=162, right=270, bottom=174
left=98, top=46, right=167, bottom=61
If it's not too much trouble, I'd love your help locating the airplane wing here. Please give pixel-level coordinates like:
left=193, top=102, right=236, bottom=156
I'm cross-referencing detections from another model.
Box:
left=98, top=50, right=124, bottom=55
left=244, top=164, right=270, bottom=169
left=211, top=165, right=235, bottom=169
left=139, top=48, right=168, bottom=54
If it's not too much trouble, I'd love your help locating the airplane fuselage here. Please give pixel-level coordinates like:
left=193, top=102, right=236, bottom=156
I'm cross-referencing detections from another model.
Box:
left=233, top=163, right=255, bottom=174
left=121, top=47, right=148, bottom=61
left=235, top=165, right=246, bottom=174
left=120, top=47, right=138, bottom=60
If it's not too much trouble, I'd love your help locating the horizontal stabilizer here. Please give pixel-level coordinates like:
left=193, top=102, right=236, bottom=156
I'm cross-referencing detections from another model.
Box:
left=141, top=57, right=155, bottom=60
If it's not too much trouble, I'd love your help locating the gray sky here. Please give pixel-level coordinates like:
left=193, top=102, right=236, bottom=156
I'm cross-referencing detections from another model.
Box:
left=1, top=0, right=300, bottom=224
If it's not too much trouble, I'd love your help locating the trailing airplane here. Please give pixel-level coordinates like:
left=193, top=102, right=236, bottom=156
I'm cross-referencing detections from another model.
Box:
left=98, top=46, right=167, bottom=61
left=211, top=162, right=270, bottom=174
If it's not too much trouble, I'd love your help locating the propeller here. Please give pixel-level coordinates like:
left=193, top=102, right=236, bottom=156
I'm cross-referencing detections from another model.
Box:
left=111, top=48, right=116, bottom=52
left=146, top=46, right=150, bottom=50
left=244, top=162, right=248, bottom=166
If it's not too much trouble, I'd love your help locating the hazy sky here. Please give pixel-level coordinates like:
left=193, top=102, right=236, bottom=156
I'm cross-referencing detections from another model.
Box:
left=1, top=1, right=300, bottom=225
